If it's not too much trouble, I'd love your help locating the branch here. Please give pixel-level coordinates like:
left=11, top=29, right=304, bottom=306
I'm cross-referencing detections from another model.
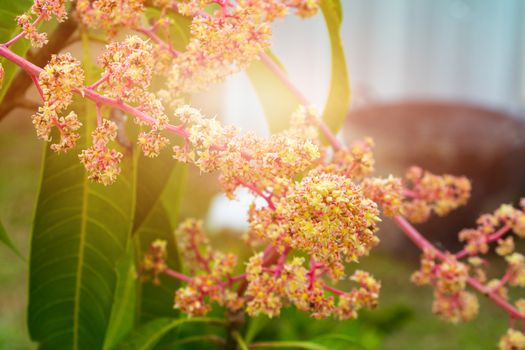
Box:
left=0, top=16, right=78, bottom=121
left=393, top=215, right=525, bottom=322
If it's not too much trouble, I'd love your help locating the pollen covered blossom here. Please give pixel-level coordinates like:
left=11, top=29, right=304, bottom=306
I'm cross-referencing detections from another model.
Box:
left=16, top=0, right=68, bottom=48
left=401, top=166, right=471, bottom=223
left=499, top=329, right=525, bottom=350
left=97, top=36, right=154, bottom=103
left=172, top=105, right=321, bottom=199
left=78, top=119, right=123, bottom=185
left=31, top=0, right=67, bottom=21
left=167, top=7, right=271, bottom=96
left=324, top=137, right=375, bottom=180
left=173, top=219, right=243, bottom=315
left=362, top=175, right=404, bottom=217
left=75, top=0, right=144, bottom=35
left=16, top=14, right=48, bottom=48
left=141, top=239, right=168, bottom=285
left=31, top=53, right=84, bottom=152
left=457, top=202, right=525, bottom=257
left=412, top=250, right=479, bottom=323
left=250, top=170, right=380, bottom=278
left=39, top=53, right=85, bottom=112
left=245, top=254, right=380, bottom=319
left=137, top=94, right=170, bottom=157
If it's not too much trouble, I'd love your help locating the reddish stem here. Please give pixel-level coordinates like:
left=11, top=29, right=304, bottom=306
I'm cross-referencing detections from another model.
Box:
left=273, top=247, right=290, bottom=277
left=237, top=178, right=275, bottom=209
left=2, top=12, right=47, bottom=48
left=95, top=103, right=102, bottom=126
left=455, top=224, right=511, bottom=259
left=323, top=283, right=345, bottom=296
left=393, top=215, right=525, bottom=322
left=87, top=72, right=109, bottom=90
left=30, top=74, right=44, bottom=100
left=135, top=26, right=179, bottom=58
left=491, top=266, right=514, bottom=292
left=0, top=45, right=189, bottom=137
left=188, top=229, right=211, bottom=273
left=164, top=267, right=192, bottom=283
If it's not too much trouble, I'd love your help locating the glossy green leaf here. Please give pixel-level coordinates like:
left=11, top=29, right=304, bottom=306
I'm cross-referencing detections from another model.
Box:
left=232, top=331, right=249, bottom=350
left=131, top=10, right=191, bottom=232
left=0, top=0, right=32, bottom=103
left=159, top=162, right=187, bottom=230
left=132, top=151, right=176, bottom=232
left=27, top=33, right=135, bottom=349
left=103, top=242, right=137, bottom=350
left=245, top=315, right=270, bottom=343
left=160, top=334, right=225, bottom=348
left=0, top=217, right=24, bottom=259
left=28, top=100, right=136, bottom=349
left=246, top=51, right=302, bottom=134
left=135, top=202, right=181, bottom=323
left=319, top=0, right=350, bottom=134
left=115, top=317, right=226, bottom=350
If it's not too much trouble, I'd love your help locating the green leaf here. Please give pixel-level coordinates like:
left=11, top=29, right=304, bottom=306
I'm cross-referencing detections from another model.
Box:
left=232, top=331, right=249, bottom=350
left=0, top=217, right=24, bottom=259
left=115, top=317, right=226, bottom=350
left=246, top=51, right=302, bottom=134
left=244, top=315, right=270, bottom=343
left=27, top=33, right=135, bottom=350
left=103, top=242, right=137, bottom=350
left=135, top=202, right=181, bottom=322
left=159, top=335, right=225, bottom=348
left=27, top=100, right=136, bottom=350
left=131, top=9, right=191, bottom=232
left=132, top=151, right=176, bottom=232
left=249, top=341, right=329, bottom=350
left=0, top=0, right=32, bottom=103
left=159, top=162, right=187, bottom=230
left=313, top=334, right=366, bottom=350
left=319, top=0, right=350, bottom=134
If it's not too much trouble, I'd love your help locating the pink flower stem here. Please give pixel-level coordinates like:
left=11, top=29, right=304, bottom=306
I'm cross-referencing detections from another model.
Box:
left=135, top=26, right=179, bottom=58
left=491, top=266, right=513, bottom=292
left=164, top=267, right=192, bottom=283
left=323, top=283, right=345, bottom=296
left=188, top=228, right=211, bottom=273
left=0, top=44, right=189, bottom=137
left=30, top=74, right=44, bottom=100
left=273, top=247, right=290, bottom=277
left=87, top=73, right=109, bottom=90
left=236, top=178, right=275, bottom=209
left=455, top=224, right=511, bottom=259
left=95, top=103, right=103, bottom=126
left=2, top=12, right=47, bottom=48
left=307, top=258, right=324, bottom=290
left=393, top=215, right=525, bottom=322
left=220, top=273, right=247, bottom=288
left=258, top=52, right=344, bottom=151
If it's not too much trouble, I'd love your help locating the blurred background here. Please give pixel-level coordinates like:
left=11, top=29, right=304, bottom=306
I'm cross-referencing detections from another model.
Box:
left=2, top=0, right=525, bottom=349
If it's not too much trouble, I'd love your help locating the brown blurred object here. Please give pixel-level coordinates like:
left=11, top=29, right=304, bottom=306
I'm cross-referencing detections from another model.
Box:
left=345, top=100, right=525, bottom=254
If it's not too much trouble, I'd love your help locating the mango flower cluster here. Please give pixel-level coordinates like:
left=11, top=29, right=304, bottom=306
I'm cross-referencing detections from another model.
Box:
left=8, top=0, right=522, bottom=345
left=134, top=100, right=474, bottom=320
left=411, top=250, right=479, bottom=323
left=12, top=0, right=322, bottom=186
left=410, top=201, right=525, bottom=349
left=33, top=53, right=84, bottom=152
